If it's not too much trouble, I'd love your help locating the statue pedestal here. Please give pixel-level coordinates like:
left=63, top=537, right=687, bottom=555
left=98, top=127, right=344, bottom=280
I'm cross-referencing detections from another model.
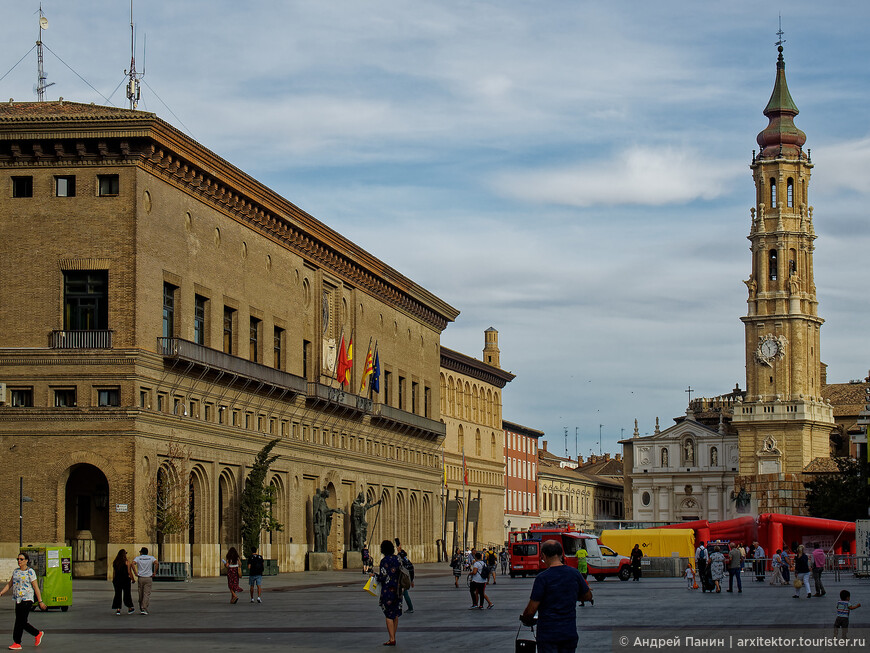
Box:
left=307, top=552, right=333, bottom=572
left=344, top=551, right=362, bottom=569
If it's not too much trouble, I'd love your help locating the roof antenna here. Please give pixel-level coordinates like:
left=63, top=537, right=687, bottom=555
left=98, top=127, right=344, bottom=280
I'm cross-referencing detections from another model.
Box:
left=124, top=0, right=144, bottom=109
left=36, top=4, right=55, bottom=101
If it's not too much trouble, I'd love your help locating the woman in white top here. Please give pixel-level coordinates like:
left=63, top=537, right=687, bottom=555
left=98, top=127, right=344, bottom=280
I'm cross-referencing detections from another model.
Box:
left=222, top=547, right=243, bottom=604
left=0, top=551, right=46, bottom=650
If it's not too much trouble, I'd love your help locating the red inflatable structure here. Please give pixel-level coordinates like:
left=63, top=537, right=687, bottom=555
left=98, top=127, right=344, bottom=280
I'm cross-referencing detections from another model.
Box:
left=657, top=514, right=855, bottom=563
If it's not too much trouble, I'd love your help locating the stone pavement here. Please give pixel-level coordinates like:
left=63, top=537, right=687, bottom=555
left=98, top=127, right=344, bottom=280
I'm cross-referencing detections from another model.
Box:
left=1, top=564, right=868, bottom=652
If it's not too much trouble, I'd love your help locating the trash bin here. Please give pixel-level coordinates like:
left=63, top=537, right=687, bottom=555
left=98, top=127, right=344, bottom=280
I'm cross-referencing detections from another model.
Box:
left=20, top=546, right=73, bottom=611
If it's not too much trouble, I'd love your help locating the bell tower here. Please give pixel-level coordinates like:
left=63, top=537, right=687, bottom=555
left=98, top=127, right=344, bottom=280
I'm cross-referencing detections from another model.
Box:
left=732, top=43, right=834, bottom=514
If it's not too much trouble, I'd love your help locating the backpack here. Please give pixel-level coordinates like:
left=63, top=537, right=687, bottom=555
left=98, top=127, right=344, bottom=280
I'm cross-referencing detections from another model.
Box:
left=479, top=562, right=490, bottom=580
left=398, top=563, right=412, bottom=591
left=248, top=554, right=264, bottom=576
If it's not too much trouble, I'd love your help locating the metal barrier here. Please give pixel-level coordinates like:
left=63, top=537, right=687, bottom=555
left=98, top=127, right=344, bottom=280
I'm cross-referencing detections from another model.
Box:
left=154, top=561, right=190, bottom=582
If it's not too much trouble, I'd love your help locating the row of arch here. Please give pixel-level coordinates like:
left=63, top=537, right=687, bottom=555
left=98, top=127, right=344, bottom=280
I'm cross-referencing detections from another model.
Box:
left=456, top=424, right=500, bottom=460
left=440, top=373, right=502, bottom=427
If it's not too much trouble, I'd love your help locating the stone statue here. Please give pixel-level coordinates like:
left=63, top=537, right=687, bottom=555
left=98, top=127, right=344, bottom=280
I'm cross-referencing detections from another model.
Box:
left=350, top=491, right=382, bottom=551
left=313, top=488, right=345, bottom=553
left=684, top=439, right=694, bottom=465
left=733, top=487, right=751, bottom=513
left=711, top=447, right=718, bottom=467
left=661, top=448, right=668, bottom=467
left=744, top=277, right=757, bottom=300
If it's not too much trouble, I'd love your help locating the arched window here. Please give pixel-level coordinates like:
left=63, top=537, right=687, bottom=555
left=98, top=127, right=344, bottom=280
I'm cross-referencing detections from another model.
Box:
left=770, top=178, right=777, bottom=208
left=769, top=249, right=778, bottom=281
left=789, top=248, right=797, bottom=277
left=475, top=429, right=481, bottom=456
left=787, top=178, right=794, bottom=207
left=458, top=425, right=464, bottom=453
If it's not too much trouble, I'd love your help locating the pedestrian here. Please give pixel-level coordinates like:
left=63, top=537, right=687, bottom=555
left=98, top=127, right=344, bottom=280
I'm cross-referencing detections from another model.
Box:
left=709, top=545, right=725, bottom=593
left=695, top=541, right=708, bottom=591
left=222, top=547, right=242, bottom=604
left=753, top=541, right=766, bottom=582
left=769, top=549, right=785, bottom=586
left=467, top=551, right=493, bottom=609
left=630, top=544, right=643, bottom=581
left=834, top=589, right=861, bottom=638
left=685, top=564, right=696, bottom=590
left=450, top=549, right=462, bottom=588
left=811, top=542, right=826, bottom=597
left=793, top=545, right=811, bottom=599
left=396, top=541, right=415, bottom=614
left=362, top=546, right=372, bottom=574
left=575, top=545, right=590, bottom=605
left=0, top=551, right=45, bottom=650
left=520, top=539, right=592, bottom=653
left=111, top=549, right=136, bottom=614
left=499, top=548, right=508, bottom=576
left=486, top=548, right=498, bottom=584
left=738, top=542, right=747, bottom=572
left=726, top=541, right=742, bottom=593
left=248, top=546, right=264, bottom=603
left=372, top=539, right=402, bottom=646
left=133, top=546, right=159, bottom=615
left=780, top=547, right=791, bottom=584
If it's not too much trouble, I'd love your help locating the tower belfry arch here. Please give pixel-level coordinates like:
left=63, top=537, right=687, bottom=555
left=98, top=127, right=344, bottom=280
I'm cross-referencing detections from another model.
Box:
left=732, top=39, right=835, bottom=514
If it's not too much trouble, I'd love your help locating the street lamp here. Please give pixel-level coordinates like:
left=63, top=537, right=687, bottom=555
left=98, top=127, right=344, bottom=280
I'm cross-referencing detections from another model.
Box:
left=19, top=477, right=33, bottom=547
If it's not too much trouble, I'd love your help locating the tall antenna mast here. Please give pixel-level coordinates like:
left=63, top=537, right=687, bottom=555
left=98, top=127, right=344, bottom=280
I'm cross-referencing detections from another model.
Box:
left=124, top=0, right=143, bottom=109
left=36, top=4, right=55, bottom=101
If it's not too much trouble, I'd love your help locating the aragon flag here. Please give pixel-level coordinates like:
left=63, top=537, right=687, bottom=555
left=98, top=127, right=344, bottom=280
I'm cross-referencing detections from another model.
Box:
left=359, top=346, right=374, bottom=393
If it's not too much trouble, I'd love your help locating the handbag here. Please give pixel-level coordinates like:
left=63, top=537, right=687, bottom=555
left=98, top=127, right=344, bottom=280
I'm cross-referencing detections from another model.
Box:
left=364, top=575, right=379, bottom=597
left=793, top=578, right=803, bottom=589
left=516, top=622, right=536, bottom=653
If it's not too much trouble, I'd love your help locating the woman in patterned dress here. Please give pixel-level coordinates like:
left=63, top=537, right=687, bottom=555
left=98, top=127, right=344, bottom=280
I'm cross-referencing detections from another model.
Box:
left=375, top=539, right=402, bottom=646
left=223, top=547, right=243, bottom=604
left=0, top=551, right=46, bottom=650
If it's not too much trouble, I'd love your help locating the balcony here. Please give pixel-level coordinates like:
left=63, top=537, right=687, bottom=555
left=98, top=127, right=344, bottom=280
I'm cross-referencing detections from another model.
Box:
left=50, top=330, right=113, bottom=349
left=371, top=402, right=446, bottom=442
left=306, top=382, right=371, bottom=418
left=157, top=337, right=307, bottom=396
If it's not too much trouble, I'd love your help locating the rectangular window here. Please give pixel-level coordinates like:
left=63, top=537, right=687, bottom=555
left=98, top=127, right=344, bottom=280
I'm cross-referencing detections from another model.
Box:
left=219, top=405, right=227, bottom=425
left=302, top=339, right=311, bottom=379
left=9, top=388, right=33, bottom=408
left=98, top=174, right=119, bottom=196
left=273, top=327, right=283, bottom=370
left=64, top=270, right=108, bottom=330
left=157, top=393, right=166, bottom=412
left=249, top=317, right=261, bottom=363
left=162, top=283, right=177, bottom=338
left=194, top=295, right=207, bottom=345
left=54, top=388, right=77, bottom=407
left=223, top=307, right=235, bottom=355
left=398, top=376, right=405, bottom=410
left=12, top=176, right=33, bottom=197
left=98, top=388, right=120, bottom=407
left=411, top=381, right=418, bottom=415
left=204, top=403, right=212, bottom=422
left=139, top=390, right=148, bottom=408
left=55, top=176, right=76, bottom=197
left=424, top=386, right=431, bottom=419
left=384, top=371, right=392, bottom=406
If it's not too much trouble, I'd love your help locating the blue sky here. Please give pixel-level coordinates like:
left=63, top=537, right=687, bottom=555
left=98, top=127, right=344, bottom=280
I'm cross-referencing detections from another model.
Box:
left=3, top=1, right=868, bottom=458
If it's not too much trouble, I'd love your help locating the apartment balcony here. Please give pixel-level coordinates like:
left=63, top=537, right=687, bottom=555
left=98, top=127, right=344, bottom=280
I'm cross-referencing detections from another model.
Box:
left=305, top=382, right=372, bottom=417
left=371, top=402, right=446, bottom=442
left=157, top=337, right=307, bottom=396
left=50, top=330, right=113, bottom=349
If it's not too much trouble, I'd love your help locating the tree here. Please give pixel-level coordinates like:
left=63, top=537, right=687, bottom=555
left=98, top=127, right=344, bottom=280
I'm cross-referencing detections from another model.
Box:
left=804, top=457, right=870, bottom=521
left=143, top=440, right=194, bottom=560
left=240, top=438, right=283, bottom=558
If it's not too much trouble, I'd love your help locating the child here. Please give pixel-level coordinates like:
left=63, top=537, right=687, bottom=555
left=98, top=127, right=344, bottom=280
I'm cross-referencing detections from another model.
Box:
left=685, top=564, right=696, bottom=590
left=834, top=590, right=861, bottom=638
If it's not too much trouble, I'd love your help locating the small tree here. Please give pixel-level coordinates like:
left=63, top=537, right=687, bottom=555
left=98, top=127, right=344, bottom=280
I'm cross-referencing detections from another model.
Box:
left=143, top=440, right=194, bottom=560
left=240, top=438, right=283, bottom=558
left=805, top=457, right=870, bottom=521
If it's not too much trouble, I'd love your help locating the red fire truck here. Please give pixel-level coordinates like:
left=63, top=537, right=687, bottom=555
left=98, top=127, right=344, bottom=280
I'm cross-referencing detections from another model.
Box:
left=508, top=522, right=632, bottom=581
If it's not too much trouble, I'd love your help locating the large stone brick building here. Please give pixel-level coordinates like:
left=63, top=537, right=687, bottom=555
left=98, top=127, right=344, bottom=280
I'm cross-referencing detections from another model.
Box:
left=0, top=101, right=458, bottom=576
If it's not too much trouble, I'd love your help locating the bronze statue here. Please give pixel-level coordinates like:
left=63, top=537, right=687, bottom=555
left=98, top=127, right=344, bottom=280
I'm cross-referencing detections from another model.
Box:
left=732, top=487, right=751, bottom=514
left=350, top=491, right=382, bottom=551
left=313, top=488, right=345, bottom=552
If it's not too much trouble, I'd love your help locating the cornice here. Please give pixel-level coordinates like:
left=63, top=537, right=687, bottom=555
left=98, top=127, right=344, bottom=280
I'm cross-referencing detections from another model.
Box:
left=440, top=347, right=515, bottom=388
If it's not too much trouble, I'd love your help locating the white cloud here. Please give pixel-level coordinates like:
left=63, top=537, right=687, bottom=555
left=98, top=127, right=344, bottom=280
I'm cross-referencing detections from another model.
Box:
left=490, top=147, right=744, bottom=207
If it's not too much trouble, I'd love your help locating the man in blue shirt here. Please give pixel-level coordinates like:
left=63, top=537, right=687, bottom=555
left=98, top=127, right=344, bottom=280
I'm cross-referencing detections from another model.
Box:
left=520, top=540, right=592, bottom=653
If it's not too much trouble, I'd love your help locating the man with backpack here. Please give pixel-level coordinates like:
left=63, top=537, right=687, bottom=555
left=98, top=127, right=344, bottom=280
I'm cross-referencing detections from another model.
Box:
left=486, top=548, right=498, bottom=584
left=248, top=546, right=265, bottom=603
left=695, top=541, right=709, bottom=592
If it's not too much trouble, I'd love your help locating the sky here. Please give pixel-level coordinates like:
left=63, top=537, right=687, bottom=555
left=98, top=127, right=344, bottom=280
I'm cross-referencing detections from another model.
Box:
left=2, top=1, right=868, bottom=459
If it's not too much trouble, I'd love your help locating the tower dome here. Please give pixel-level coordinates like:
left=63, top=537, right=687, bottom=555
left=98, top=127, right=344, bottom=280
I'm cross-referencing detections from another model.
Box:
left=756, top=46, right=806, bottom=159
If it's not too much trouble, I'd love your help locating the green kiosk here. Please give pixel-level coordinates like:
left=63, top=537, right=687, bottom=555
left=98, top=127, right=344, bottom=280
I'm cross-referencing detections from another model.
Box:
left=20, top=546, right=73, bottom=611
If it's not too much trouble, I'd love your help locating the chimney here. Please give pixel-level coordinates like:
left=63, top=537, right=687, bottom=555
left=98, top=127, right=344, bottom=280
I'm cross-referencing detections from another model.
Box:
left=615, top=453, right=622, bottom=462
left=577, top=455, right=584, bottom=464
left=604, top=453, right=610, bottom=461
left=542, top=441, right=548, bottom=452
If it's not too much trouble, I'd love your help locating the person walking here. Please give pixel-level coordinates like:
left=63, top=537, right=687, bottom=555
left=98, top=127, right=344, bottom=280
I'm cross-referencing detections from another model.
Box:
left=752, top=541, right=766, bottom=582
left=695, top=541, right=709, bottom=591
left=396, top=544, right=415, bottom=614
left=769, top=549, right=785, bottom=586
left=222, top=547, right=242, bottom=604
left=793, top=545, right=811, bottom=599
left=486, top=548, right=498, bottom=584
left=111, top=549, right=136, bottom=614
left=726, top=542, right=742, bottom=593
left=133, top=547, right=159, bottom=615
left=499, top=548, right=508, bottom=576
left=709, top=545, right=725, bottom=593
left=780, top=547, right=791, bottom=584
left=630, top=544, right=643, bottom=581
left=0, top=551, right=45, bottom=650
left=834, top=590, right=861, bottom=638
left=811, top=542, right=826, bottom=597
left=248, top=546, right=265, bottom=603
left=450, top=549, right=462, bottom=588
left=373, top=539, right=402, bottom=646
left=575, top=545, right=591, bottom=605
left=468, top=551, right=493, bottom=609
left=520, top=539, right=592, bottom=653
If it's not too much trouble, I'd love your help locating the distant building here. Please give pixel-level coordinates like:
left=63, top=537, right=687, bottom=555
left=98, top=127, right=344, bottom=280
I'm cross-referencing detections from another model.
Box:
left=503, top=420, right=543, bottom=534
